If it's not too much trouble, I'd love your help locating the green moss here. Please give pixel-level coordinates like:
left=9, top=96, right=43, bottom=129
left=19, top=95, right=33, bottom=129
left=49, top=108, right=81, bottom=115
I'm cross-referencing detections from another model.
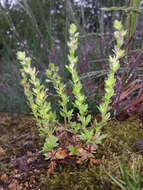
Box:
left=40, top=167, right=101, bottom=190
left=104, top=115, right=143, bottom=155
left=40, top=115, right=143, bottom=189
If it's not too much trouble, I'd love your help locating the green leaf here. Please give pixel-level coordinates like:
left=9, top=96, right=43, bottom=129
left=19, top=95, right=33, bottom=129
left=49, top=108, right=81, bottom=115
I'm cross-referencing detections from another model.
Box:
left=113, top=20, right=122, bottom=31
left=106, top=172, right=125, bottom=190
left=42, top=135, right=59, bottom=153
left=69, top=146, right=79, bottom=156
left=69, top=24, right=77, bottom=34
left=85, top=114, right=92, bottom=126
left=71, top=122, right=81, bottom=133
left=79, top=129, right=94, bottom=144
left=46, top=69, right=52, bottom=78
left=17, top=51, right=26, bottom=61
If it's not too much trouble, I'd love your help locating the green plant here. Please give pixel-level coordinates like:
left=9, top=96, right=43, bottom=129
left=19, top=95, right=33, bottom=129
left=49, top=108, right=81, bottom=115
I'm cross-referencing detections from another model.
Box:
left=69, top=146, right=79, bottom=156
left=106, top=157, right=143, bottom=190
left=66, top=24, right=93, bottom=142
left=42, top=135, right=59, bottom=155
left=95, top=20, right=126, bottom=132
left=17, top=52, right=58, bottom=152
left=46, top=63, right=73, bottom=129
left=126, top=0, right=141, bottom=43
left=17, top=20, right=126, bottom=158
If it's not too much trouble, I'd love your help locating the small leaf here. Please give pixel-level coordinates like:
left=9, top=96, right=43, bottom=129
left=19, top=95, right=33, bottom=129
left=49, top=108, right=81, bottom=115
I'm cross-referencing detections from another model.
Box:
left=42, top=135, right=59, bottom=153
left=17, top=51, right=26, bottom=61
left=113, top=20, right=122, bottom=31
left=69, top=146, right=79, bottom=156
left=69, top=24, right=77, bottom=34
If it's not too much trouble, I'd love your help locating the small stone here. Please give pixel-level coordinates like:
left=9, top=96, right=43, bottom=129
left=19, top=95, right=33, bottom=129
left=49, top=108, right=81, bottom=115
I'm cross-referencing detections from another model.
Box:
left=24, top=181, right=29, bottom=187
left=24, top=141, right=33, bottom=151
left=33, top=179, right=36, bottom=184
left=0, top=186, right=4, bottom=190
left=27, top=157, right=35, bottom=164
left=14, top=174, right=21, bottom=179
left=0, top=174, right=8, bottom=183
left=134, top=139, right=143, bottom=153
left=12, top=156, right=28, bottom=171
left=12, top=169, right=19, bottom=175
left=27, top=151, right=33, bottom=157
left=34, top=169, right=40, bottom=174
left=22, top=187, right=27, bottom=190
left=0, top=147, right=5, bottom=156
left=8, top=179, right=20, bottom=190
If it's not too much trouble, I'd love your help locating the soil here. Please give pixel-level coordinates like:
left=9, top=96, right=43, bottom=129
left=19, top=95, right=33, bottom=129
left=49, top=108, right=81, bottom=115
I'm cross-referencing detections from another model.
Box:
left=0, top=112, right=143, bottom=190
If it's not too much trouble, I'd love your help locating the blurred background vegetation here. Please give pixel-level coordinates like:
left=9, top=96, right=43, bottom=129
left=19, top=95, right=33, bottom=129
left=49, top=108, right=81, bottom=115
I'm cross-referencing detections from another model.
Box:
left=0, top=0, right=143, bottom=113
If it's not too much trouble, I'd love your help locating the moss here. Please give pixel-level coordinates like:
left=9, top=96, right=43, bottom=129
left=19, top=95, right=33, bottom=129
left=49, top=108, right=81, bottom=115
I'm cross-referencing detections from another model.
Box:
left=1, top=113, right=143, bottom=189
left=40, top=115, right=143, bottom=189
left=40, top=167, right=101, bottom=190
left=104, top=115, right=143, bottom=156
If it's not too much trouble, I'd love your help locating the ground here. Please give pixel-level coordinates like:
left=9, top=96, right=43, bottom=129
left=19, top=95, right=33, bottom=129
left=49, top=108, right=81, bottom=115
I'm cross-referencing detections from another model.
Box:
left=0, top=112, right=143, bottom=190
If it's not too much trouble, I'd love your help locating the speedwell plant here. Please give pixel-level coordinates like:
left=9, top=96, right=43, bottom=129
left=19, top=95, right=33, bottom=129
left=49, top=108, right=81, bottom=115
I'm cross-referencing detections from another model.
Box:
left=17, top=20, right=126, bottom=158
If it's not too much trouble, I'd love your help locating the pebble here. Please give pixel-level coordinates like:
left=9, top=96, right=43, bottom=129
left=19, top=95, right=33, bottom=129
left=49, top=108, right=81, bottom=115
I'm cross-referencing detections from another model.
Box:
left=0, top=174, right=8, bottom=183
left=134, top=139, right=143, bottom=153
left=0, top=186, right=4, bottom=190
left=8, top=179, right=20, bottom=190
left=0, top=147, right=5, bottom=156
